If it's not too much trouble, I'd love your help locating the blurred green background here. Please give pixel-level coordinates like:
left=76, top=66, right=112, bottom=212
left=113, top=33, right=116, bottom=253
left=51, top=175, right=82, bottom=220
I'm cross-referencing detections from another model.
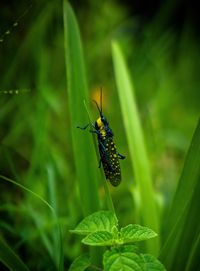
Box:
left=0, top=0, right=199, bottom=270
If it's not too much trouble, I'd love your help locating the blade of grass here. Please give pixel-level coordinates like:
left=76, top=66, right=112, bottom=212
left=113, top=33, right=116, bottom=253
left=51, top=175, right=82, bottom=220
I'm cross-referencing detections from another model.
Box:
left=185, top=231, right=200, bottom=271
left=63, top=1, right=101, bottom=266
left=63, top=0, right=100, bottom=215
left=0, top=238, right=30, bottom=271
left=47, top=164, right=64, bottom=271
left=29, top=208, right=53, bottom=258
left=0, top=175, right=54, bottom=211
left=111, top=40, right=159, bottom=256
left=160, top=119, right=200, bottom=270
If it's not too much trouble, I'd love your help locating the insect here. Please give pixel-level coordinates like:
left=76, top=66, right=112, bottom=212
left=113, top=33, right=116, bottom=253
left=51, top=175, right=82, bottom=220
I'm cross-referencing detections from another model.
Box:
left=77, top=88, right=125, bottom=186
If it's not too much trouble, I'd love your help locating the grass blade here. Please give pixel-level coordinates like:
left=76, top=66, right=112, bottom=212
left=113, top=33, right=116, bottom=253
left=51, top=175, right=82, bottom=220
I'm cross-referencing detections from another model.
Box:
left=63, top=1, right=103, bottom=265
left=160, top=119, right=200, bottom=270
left=0, top=238, right=29, bottom=271
left=47, top=164, right=64, bottom=271
left=111, top=40, right=159, bottom=255
left=63, top=0, right=100, bottom=216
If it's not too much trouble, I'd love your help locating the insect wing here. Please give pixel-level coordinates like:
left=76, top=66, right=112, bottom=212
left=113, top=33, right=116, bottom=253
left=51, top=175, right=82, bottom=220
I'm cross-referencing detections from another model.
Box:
left=99, top=138, right=121, bottom=187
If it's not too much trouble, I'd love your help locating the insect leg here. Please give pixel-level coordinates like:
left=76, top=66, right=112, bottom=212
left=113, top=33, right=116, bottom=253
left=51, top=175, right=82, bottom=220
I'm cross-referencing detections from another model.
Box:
left=117, top=152, right=126, bottom=159
left=77, top=124, right=89, bottom=130
left=89, top=130, right=100, bottom=135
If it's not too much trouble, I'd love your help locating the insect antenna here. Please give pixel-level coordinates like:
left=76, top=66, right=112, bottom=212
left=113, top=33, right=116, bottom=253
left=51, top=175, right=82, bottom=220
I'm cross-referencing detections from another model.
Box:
left=92, top=87, right=103, bottom=116
left=92, top=99, right=102, bottom=116
left=100, top=86, right=103, bottom=115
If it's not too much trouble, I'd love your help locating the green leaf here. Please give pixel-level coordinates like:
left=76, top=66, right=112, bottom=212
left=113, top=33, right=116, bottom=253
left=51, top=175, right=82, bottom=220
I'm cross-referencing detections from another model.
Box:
left=71, top=211, right=118, bottom=235
left=111, top=40, right=159, bottom=255
left=103, top=246, right=166, bottom=271
left=160, top=119, right=200, bottom=271
left=103, top=245, right=142, bottom=271
left=69, top=254, right=91, bottom=271
left=0, top=238, right=30, bottom=271
left=120, top=224, right=157, bottom=243
left=140, top=254, right=166, bottom=271
left=82, top=231, right=114, bottom=246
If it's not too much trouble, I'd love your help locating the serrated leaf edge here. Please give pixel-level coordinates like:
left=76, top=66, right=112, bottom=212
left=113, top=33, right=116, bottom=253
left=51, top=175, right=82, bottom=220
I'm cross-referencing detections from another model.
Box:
left=120, top=224, right=157, bottom=243
left=72, top=211, right=118, bottom=235
left=81, top=231, right=115, bottom=246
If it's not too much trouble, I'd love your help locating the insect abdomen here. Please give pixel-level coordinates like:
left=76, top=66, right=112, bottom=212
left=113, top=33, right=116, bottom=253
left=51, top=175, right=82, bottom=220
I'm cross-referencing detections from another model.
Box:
left=99, top=137, right=121, bottom=187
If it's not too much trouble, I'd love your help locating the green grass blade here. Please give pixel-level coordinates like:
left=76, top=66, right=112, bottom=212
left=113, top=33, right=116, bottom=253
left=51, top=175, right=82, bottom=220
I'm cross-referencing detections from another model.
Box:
left=63, top=2, right=102, bottom=265
left=63, top=0, right=100, bottom=216
left=160, top=119, right=200, bottom=270
left=185, top=232, right=200, bottom=271
left=111, top=40, right=159, bottom=256
left=0, top=175, right=54, bottom=212
left=0, top=238, right=30, bottom=271
left=47, top=164, right=64, bottom=271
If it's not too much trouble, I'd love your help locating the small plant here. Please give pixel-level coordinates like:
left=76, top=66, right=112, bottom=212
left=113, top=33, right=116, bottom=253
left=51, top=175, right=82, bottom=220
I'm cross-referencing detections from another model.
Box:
left=69, top=211, right=166, bottom=271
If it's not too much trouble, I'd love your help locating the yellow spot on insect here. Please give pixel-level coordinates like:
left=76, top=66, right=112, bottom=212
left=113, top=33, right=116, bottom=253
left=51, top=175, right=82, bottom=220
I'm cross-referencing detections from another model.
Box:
left=13, top=22, right=18, bottom=27
left=96, top=117, right=103, bottom=128
left=112, top=148, right=115, bottom=150
left=5, top=30, right=10, bottom=35
left=96, top=117, right=106, bottom=136
left=114, top=154, right=117, bottom=157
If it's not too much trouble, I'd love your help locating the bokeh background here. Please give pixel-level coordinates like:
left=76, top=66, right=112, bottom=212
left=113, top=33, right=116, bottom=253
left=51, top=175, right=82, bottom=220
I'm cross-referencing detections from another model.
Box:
left=0, top=0, right=199, bottom=270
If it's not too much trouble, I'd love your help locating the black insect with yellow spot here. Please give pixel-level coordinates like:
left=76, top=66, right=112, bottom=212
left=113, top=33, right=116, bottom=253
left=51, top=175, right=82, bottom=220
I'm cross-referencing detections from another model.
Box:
left=77, top=89, right=125, bottom=187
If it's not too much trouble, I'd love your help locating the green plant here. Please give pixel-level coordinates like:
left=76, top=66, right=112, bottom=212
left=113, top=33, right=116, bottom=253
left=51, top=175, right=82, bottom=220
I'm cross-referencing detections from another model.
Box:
left=0, top=0, right=199, bottom=270
left=69, top=211, right=165, bottom=271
